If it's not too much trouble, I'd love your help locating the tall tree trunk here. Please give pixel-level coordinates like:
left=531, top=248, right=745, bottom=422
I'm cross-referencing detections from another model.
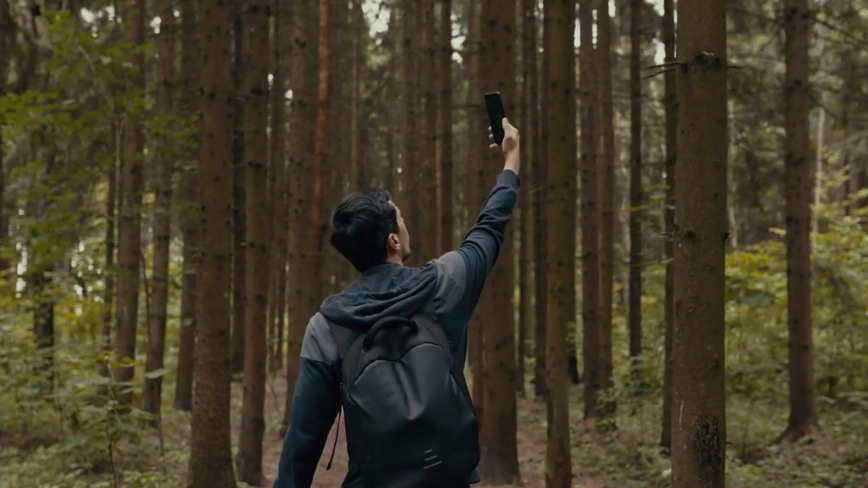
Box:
left=419, top=0, right=437, bottom=262
left=309, top=0, right=329, bottom=321
left=282, top=0, right=317, bottom=434
left=532, top=0, right=546, bottom=401
left=544, top=0, right=575, bottom=485
left=780, top=0, right=820, bottom=442
left=597, top=0, right=616, bottom=420
left=438, top=0, right=453, bottom=256
left=100, top=141, right=118, bottom=381
left=516, top=0, right=535, bottom=399
left=32, top=147, right=57, bottom=379
left=466, top=0, right=486, bottom=425
left=236, top=0, right=270, bottom=480
left=143, top=0, right=175, bottom=423
left=350, top=0, right=364, bottom=189
left=660, top=0, right=676, bottom=450
left=187, top=0, right=237, bottom=483
left=478, top=0, right=520, bottom=482
left=579, top=0, right=600, bottom=420
left=401, top=0, right=418, bottom=244
left=114, top=0, right=145, bottom=409
left=231, top=0, right=247, bottom=376
left=628, top=0, right=643, bottom=365
left=671, top=0, right=727, bottom=485
left=268, top=0, right=288, bottom=373
left=174, top=0, right=201, bottom=412
left=0, top=0, right=8, bottom=278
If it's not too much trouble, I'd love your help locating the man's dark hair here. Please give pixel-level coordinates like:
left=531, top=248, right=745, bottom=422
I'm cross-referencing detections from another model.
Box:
left=330, top=189, right=399, bottom=272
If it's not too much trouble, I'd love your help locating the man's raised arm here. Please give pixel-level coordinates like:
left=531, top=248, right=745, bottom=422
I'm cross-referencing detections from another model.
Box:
left=432, top=118, right=521, bottom=343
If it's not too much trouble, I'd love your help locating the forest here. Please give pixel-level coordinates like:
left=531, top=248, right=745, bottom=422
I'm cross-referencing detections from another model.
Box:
left=0, top=0, right=867, bottom=486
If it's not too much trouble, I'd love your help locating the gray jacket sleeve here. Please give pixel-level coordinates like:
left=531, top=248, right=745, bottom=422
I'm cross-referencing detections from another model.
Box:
left=432, top=169, right=520, bottom=354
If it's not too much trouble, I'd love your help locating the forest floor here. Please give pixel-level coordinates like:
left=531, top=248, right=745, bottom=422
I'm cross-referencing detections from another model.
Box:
left=256, top=375, right=605, bottom=488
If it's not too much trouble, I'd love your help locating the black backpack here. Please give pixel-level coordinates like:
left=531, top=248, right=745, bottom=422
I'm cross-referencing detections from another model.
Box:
left=325, top=312, right=480, bottom=488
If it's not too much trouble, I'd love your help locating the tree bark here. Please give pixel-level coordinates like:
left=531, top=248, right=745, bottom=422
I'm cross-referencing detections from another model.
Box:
left=143, top=0, right=176, bottom=423
left=236, top=0, right=270, bottom=481
left=282, top=0, right=317, bottom=434
left=579, top=0, right=600, bottom=420
left=660, top=0, right=676, bottom=450
left=187, top=0, right=237, bottom=484
left=99, top=142, right=118, bottom=381
left=544, top=0, right=575, bottom=485
left=438, top=0, right=453, bottom=256
left=0, top=0, right=8, bottom=278
left=532, top=0, right=546, bottom=401
left=420, top=0, right=437, bottom=262
left=466, top=0, right=485, bottom=426
left=174, top=0, right=201, bottom=412
left=231, top=0, right=247, bottom=376
left=350, top=0, right=364, bottom=191
left=401, top=0, right=419, bottom=261
left=309, top=0, right=328, bottom=324
left=671, top=0, right=727, bottom=485
left=114, top=0, right=145, bottom=409
left=267, top=0, right=288, bottom=374
left=780, top=0, right=820, bottom=442
left=596, top=0, right=616, bottom=421
left=477, top=0, right=520, bottom=482
left=516, top=0, right=536, bottom=400
left=628, top=0, right=643, bottom=364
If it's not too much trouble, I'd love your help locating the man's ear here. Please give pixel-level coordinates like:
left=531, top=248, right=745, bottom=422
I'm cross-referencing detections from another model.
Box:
left=387, top=233, right=400, bottom=251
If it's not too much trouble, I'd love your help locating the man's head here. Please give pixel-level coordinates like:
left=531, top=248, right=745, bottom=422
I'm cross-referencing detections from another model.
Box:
left=330, top=190, right=411, bottom=272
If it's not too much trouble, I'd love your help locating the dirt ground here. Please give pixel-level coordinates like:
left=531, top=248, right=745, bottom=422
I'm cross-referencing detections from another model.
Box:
left=258, top=376, right=603, bottom=488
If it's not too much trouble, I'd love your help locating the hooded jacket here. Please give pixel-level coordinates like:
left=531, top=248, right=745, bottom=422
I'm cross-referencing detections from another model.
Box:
left=274, top=169, right=520, bottom=488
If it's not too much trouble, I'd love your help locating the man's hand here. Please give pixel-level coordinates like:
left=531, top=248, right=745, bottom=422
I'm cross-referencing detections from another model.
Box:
left=488, top=118, right=520, bottom=175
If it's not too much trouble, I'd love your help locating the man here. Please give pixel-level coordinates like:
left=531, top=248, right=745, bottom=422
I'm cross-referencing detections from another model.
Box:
left=274, top=118, right=521, bottom=488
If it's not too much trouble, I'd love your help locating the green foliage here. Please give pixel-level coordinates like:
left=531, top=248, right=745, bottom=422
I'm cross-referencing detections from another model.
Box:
left=562, top=214, right=868, bottom=488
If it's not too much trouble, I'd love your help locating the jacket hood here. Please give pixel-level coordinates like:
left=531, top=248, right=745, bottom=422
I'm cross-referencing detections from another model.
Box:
left=319, top=262, right=438, bottom=332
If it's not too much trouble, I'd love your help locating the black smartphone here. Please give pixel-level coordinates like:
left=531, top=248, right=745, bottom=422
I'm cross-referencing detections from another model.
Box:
left=484, top=92, right=507, bottom=145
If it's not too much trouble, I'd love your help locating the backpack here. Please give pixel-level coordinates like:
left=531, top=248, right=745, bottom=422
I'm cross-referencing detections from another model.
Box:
left=325, top=312, right=480, bottom=488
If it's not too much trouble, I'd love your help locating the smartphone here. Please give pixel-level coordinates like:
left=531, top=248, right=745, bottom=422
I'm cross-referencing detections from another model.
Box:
left=484, top=92, right=507, bottom=145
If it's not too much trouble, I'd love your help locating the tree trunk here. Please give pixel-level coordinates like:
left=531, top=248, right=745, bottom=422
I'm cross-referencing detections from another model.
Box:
left=282, top=0, right=317, bottom=434
left=544, top=0, right=575, bottom=485
left=400, top=0, right=419, bottom=263
left=309, top=0, right=329, bottom=320
left=0, top=0, right=8, bottom=278
left=114, top=0, right=145, bottom=409
left=532, top=0, right=546, bottom=401
left=465, top=0, right=484, bottom=421
left=174, top=0, right=201, bottom=412
left=143, top=0, right=175, bottom=423
left=660, top=0, right=676, bottom=450
left=419, top=0, right=437, bottom=262
left=596, top=0, right=616, bottom=421
left=235, top=0, right=270, bottom=481
left=438, top=0, right=453, bottom=256
left=231, top=0, right=247, bottom=376
left=187, top=0, right=237, bottom=483
left=99, top=143, right=118, bottom=381
left=780, top=0, right=820, bottom=443
left=267, top=0, right=288, bottom=374
left=671, top=0, right=727, bottom=485
left=628, top=0, right=643, bottom=365
left=477, top=0, right=520, bottom=482
left=579, top=0, right=600, bottom=421
left=350, top=0, right=363, bottom=191
left=516, top=0, right=535, bottom=400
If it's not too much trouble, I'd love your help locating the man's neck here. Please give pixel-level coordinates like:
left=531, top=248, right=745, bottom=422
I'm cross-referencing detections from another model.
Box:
left=385, top=255, right=404, bottom=266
